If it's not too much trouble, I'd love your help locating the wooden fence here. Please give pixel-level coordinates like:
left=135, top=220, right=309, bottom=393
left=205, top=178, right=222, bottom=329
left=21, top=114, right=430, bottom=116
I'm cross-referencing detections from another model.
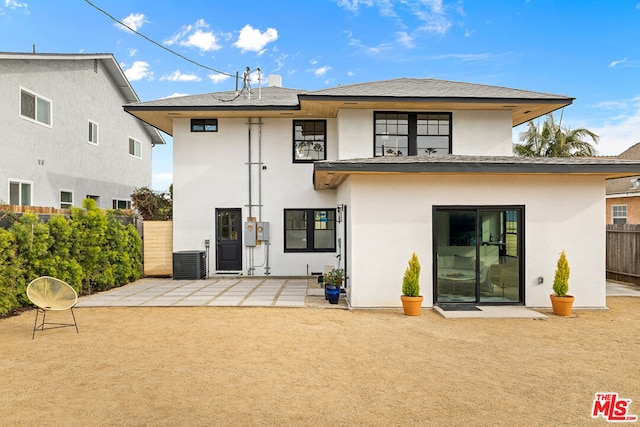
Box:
left=143, top=220, right=173, bottom=277
left=606, top=224, right=640, bottom=285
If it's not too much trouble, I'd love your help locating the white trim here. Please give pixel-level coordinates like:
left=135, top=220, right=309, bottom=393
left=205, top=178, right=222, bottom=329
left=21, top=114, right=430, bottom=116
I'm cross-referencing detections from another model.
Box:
left=606, top=193, right=640, bottom=199
left=60, top=189, right=74, bottom=209
left=19, top=86, right=53, bottom=128
left=128, top=137, right=142, bottom=159
left=88, top=120, right=99, bottom=145
left=8, top=178, right=34, bottom=206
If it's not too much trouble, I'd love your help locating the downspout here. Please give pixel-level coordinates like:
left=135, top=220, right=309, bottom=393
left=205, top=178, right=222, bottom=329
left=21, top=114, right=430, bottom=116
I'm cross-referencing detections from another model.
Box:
left=258, top=118, right=271, bottom=275
left=247, top=118, right=253, bottom=275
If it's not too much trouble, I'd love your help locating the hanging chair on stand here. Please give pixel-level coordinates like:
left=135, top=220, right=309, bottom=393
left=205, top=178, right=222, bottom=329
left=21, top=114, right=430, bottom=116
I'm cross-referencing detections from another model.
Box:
left=26, top=276, right=79, bottom=340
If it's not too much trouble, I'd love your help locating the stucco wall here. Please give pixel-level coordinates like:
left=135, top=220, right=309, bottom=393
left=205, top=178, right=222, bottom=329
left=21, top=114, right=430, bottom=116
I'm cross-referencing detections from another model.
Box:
left=0, top=58, right=152, bottom=208
left=606, top=196, right=640, bottom=224
left=343, top=174, right=606, bottom=309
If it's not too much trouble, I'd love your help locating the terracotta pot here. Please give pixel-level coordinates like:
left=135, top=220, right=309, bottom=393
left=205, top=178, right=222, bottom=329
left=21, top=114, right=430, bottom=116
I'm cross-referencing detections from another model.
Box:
left=550, top=294, right=574, bottom=316
left=401, top=295, right=423, bottom=316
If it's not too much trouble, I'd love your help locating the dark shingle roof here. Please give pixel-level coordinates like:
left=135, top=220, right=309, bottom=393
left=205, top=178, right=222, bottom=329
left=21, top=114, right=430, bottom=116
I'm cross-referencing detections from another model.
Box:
left=304, top=78, right=572, bottom=101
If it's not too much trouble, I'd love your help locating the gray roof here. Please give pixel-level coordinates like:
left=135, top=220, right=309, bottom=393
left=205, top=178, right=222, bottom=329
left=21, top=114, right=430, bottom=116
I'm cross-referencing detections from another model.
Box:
left=0, top=52, right=165, bottom=145
left=303, top=78, right=573, bottom=101
left=127, top=86, right=305, bottom=110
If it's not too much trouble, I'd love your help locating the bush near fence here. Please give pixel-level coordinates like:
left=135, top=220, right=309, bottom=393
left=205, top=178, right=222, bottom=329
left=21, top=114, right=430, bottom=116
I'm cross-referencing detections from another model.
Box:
left=0, top=199, right=142, bottom=316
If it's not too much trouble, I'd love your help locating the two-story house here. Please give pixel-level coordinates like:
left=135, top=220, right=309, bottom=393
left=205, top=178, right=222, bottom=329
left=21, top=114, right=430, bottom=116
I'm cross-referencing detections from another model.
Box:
left=606, top=142, right=640, bottom=224
left=125, top=77, right=640, bottom=310
left=0, top=52, right=164, bottom=210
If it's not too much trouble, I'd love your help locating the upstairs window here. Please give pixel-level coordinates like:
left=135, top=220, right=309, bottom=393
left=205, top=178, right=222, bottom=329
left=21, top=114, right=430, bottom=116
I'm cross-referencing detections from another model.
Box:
left=129, top=138, right=141, bottom=158
left=191, top=119, right=218, bottom=132
left=88, top=121, right=99, bottom=145
left=374, top=112, right=451, bottom=157
left=20, top=88, right=51, bottom=126
left=293, top=120, right=326, bottom=162
left=612, top=205, right=627, bottom=224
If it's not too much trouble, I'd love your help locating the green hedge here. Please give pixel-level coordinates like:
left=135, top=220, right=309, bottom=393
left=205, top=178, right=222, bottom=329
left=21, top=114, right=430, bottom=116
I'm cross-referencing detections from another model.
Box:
left=0, top=199, right=141, bottom=316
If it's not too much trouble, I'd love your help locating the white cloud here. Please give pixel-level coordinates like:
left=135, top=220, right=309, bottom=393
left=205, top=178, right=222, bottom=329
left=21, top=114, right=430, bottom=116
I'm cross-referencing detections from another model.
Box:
left=4, top=0, right=28, bottom=12
left=609, top=58, right=628, bottom=68
left=335, top=0, right=374, bottom=12
left=152, top=172, right=173, bottom=192
left=162, top=93, right=190, bottom=99
left=208, top=73, right=231, bottom=84
left=117, top=13, right=147, bottom=32
left=429, top=53, right=491, bottom=62
left=590, top=96, right=640, bottom=155
left=396, top=31, right=414, bottom=48
left=123, top=61, right=152, bottom=81
left=234, top=24, right=278, bottom=53
left=313, top=65, right=332, bottom=77
left=160, top=70, right=201, bottom=82
left=165, top=19, right=221, bottom=52
left=128, top=48, right=137, bottom=57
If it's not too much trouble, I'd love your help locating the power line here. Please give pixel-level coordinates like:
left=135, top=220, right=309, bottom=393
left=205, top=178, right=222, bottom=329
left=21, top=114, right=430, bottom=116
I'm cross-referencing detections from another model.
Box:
left=83, top=0, right=235, bottom=78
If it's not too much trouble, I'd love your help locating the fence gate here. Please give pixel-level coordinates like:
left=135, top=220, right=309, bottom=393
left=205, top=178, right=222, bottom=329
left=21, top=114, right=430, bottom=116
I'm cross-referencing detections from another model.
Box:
left=143, top=220, right=173, bottom=276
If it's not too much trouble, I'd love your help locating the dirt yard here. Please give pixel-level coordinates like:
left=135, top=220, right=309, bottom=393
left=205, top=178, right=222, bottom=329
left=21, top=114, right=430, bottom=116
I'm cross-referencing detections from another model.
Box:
left=1, top=298, right=639, bottom=426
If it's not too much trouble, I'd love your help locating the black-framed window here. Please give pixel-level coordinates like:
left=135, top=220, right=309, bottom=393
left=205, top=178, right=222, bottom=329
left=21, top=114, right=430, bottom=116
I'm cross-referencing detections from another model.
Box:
left=293, top=120, right=326, bottom=162
left=374, top=112, right=451, bottom=157
left=284, top=209, right=336, bottom=252
left=191, top=119, right=218, bottom=132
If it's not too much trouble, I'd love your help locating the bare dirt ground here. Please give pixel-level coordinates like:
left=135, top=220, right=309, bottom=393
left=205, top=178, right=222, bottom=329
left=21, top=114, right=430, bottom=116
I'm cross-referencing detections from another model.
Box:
left=1, top=297, right=639, bottom=426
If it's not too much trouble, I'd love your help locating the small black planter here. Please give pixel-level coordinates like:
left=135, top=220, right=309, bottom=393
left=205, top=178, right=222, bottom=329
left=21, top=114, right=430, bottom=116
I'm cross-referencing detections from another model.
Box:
left=326, top=286, right=340, bottom=304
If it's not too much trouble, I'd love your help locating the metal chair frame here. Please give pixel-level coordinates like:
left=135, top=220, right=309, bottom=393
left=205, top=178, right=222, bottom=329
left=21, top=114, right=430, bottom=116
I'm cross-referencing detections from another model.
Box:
left=27, top=276, right=79, bottom=340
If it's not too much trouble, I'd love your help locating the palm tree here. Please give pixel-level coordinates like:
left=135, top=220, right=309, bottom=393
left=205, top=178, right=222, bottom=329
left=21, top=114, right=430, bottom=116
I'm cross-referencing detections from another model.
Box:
left=514, top=112, right=599, bottom=157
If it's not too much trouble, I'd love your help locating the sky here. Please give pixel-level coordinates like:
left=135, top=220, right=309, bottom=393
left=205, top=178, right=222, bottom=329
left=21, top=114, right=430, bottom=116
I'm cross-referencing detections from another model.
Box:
left=2, top=0, right=640, bottom=191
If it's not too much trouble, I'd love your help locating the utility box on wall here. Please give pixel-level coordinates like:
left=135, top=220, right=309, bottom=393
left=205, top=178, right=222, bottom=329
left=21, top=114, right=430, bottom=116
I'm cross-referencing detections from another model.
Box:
left=257, top=222, right=269, bottom=241
left=244, top=221, right=257, bottom=247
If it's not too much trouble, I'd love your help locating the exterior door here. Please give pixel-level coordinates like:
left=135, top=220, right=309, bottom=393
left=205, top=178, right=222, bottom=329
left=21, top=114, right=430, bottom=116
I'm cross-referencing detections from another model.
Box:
left=216, top=208, right=242, bottom=271
left=434, top=206, right=523, bottom=305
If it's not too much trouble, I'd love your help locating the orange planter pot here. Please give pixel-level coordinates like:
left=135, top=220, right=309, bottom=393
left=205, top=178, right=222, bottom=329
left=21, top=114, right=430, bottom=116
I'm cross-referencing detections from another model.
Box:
left=401, top=295, right=424, bottom=316
left=550, top=294, right=574, bottom=316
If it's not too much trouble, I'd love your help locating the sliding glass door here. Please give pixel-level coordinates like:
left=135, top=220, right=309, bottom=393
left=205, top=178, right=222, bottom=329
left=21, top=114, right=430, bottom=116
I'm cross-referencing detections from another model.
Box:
left=434, top=207, right=523, bottom=305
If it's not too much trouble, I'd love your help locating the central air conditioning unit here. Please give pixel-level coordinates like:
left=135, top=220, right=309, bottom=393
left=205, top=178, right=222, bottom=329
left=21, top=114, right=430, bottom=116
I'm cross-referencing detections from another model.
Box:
left=172, top=250, right=206, bottom=280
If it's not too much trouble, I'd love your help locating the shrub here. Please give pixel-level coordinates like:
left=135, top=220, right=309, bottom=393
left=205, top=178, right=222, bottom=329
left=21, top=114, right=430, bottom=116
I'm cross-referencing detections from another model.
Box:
left=402, top=252, right=421, bottom=297
left=0, top=229, right=20, bottom=316
left=553, top=250, right=570, bottom=297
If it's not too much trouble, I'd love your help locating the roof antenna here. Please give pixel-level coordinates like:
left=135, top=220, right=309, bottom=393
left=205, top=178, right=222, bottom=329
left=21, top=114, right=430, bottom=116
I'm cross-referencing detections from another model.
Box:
left=243, top=66, right=251, bottom=100
left=32, top=44, right=36, bottom=53
left=257, top=67, right=262, bottom=99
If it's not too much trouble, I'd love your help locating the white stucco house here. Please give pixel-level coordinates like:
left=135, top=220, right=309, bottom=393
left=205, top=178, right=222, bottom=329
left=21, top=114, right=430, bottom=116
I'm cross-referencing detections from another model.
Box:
left=125, top=77, right=640, bottom=310
left=0, top=52, right=164, bottom=210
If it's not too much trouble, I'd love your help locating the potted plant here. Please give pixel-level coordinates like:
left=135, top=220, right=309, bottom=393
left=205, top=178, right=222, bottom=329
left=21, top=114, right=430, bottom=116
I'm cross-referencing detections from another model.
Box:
left=324, top=268, right=345, bottom=305
left=550, top=250, right=574, bottom=316
left=401, top=253, right=423, bottom=316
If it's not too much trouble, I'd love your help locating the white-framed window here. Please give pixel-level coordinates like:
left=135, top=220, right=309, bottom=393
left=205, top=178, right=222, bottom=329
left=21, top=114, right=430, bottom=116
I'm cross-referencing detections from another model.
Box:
left=88, top=121, right=99, bottom=145
left=60, top=190, right=73, bottom=209
left=20, top=87, right=52, bottom=127
left=9, top=179, right=32, bottom=206
left=612, top=205, right=627, bottom=224
left=129, top=137, right=141, bottom=158
left=112, top=199, right=131, bottom=210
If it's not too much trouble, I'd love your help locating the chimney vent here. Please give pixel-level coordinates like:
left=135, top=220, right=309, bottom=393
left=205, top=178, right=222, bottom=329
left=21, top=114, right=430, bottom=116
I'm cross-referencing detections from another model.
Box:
left=268, top=74, right=282, bottom=87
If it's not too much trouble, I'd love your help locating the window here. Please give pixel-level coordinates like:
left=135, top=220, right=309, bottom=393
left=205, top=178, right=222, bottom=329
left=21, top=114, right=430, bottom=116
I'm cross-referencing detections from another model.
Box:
left=374, top=112, right=451, bottom=156
left=9, top=180, right=32, bottom=206
left=191, top=119, right=218, bottom=132
left=88, top=121, right=99, bottom=145
left=284, top=209, right=336, bottom=252
left=293, top=120, right=326, bottom=162
left=20, top=88, right=51, bottom=126
left=612, top=205, right=627, bottom=224
left=113, top=199, right=131, bottom=210
left=129, top=138, right=141, bottom=158
left=60, top=191, right=73, bottom=209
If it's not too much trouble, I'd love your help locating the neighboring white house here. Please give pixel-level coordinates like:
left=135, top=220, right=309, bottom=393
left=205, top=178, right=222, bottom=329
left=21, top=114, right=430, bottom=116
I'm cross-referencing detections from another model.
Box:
left=0, top=52, right=164, bottom=210
left=125, top=77, right=640, bottom=310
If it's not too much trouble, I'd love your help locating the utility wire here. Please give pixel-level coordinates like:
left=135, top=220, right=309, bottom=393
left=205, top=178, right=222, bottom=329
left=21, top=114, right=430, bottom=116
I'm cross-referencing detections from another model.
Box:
left=83, top=0, right=235, bottom=78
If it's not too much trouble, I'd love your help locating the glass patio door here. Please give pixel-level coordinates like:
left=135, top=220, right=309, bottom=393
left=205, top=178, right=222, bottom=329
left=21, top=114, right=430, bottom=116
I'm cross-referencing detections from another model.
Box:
left=434, top=207, right=523, bottom=305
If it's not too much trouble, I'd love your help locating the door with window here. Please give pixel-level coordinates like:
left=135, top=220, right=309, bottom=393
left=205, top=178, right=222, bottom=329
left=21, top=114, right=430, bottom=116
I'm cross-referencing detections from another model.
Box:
left=434, top=207, right=523, bottom=305
left=216, top=208, right=242, bottom=271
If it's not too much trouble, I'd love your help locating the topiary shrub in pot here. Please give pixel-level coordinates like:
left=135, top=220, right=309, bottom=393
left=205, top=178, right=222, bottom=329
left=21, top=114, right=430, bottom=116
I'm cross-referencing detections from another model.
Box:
left=550, top=250, right=574, bottom=316
left=400, top=252, right=423, bottom=316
